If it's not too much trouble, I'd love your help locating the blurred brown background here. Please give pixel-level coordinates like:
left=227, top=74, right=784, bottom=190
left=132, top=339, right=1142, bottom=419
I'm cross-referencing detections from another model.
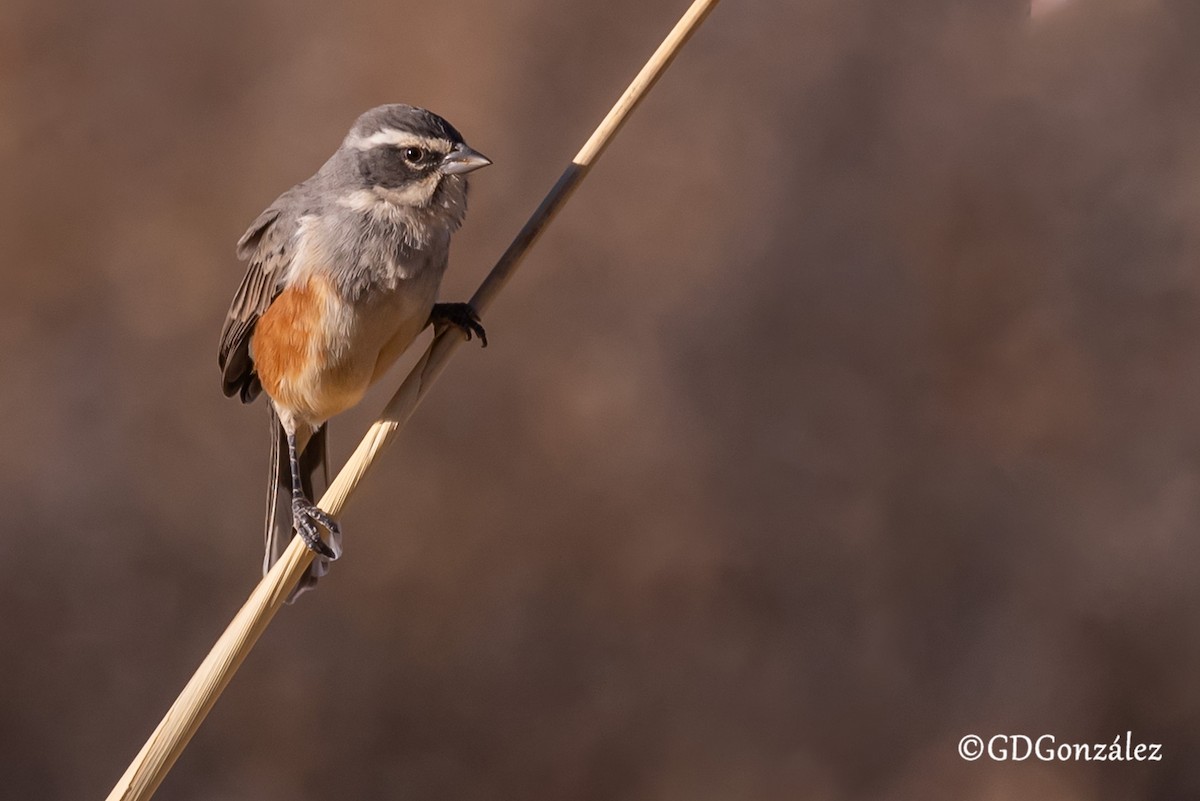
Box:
left=4, top=0, right=1200, bottom=798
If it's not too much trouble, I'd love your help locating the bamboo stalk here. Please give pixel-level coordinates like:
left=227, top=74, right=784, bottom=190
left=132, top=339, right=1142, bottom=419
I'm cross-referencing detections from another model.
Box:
left=106, top=1, right=722, bottom=798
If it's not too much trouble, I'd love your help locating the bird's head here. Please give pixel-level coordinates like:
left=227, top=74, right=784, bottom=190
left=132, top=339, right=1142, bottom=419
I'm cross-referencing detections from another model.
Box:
left=334, top=104, right=491, bottom=234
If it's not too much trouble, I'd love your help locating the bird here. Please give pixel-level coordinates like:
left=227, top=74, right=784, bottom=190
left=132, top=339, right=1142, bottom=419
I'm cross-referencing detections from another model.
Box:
left=218, top=104, right=491, bottom=599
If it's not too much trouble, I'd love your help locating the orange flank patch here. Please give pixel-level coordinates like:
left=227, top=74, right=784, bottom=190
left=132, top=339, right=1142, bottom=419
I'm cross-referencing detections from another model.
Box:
left=251, top=277, right=328, bottom=401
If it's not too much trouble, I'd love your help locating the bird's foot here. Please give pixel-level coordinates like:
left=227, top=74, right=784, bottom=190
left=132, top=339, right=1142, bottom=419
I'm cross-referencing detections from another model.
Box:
left=430, top=302, right=487, bottom=347
left=292, top=497, right=340, bottom=560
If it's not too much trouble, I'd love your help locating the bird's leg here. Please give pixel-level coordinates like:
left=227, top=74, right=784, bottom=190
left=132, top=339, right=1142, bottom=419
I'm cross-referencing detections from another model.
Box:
left=430, top=302, right=488, bottom=347
left=286, top=428, right=339, bottom=559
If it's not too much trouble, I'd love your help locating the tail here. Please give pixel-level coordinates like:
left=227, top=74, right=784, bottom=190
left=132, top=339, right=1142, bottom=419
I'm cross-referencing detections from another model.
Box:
left=265, top=407, right=339, bottom=602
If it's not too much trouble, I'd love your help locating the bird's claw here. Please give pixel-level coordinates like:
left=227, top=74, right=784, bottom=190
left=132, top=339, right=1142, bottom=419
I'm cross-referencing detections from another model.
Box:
left=292, top=498, right=339, bottom=560
left=430, top=302, right=487, bottom=348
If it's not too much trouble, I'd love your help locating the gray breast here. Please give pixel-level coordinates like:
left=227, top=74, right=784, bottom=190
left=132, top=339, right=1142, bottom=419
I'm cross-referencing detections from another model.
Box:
left=321, top=207, right=451, bottom=301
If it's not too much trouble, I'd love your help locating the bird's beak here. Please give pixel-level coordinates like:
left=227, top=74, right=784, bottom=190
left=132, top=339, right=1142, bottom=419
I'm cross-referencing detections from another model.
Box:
left=441, top=143, right=492, bottom=175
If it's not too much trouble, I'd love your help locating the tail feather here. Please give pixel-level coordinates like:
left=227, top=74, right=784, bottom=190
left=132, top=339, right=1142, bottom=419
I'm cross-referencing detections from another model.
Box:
left=265, top=408, right=338, bottom=601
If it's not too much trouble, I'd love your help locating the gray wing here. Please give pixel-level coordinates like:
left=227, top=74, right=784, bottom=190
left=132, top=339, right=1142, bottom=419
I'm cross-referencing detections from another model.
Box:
left=218, top=197, right=298, bottom=403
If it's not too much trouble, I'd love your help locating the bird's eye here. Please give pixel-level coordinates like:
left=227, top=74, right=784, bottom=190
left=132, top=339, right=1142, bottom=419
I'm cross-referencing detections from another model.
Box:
left=401, top=146, right=426, bottom=164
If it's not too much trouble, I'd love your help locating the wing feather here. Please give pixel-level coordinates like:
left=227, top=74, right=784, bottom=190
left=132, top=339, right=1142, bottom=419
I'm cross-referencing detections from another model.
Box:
left=219, top=202, right=294, bottom=402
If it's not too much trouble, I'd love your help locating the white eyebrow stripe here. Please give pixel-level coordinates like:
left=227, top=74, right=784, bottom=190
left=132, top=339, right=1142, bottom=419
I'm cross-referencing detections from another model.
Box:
left=345, top=129, right=448, bottom=152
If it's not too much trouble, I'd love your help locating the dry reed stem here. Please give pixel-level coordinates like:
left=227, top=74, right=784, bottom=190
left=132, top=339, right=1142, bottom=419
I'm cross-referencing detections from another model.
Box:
left=106, top=1, right=721, bottom=798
